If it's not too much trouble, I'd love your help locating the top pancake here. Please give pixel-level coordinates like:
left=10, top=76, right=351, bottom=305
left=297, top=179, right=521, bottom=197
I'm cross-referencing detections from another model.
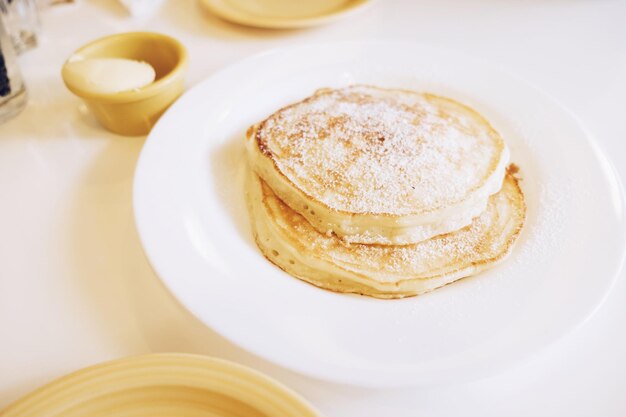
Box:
left=247, top=85, right=508, bottom=244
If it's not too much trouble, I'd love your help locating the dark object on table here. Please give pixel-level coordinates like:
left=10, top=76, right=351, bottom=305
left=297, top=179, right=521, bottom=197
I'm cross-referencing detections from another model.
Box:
left=0, top=47, right=10, bottom=96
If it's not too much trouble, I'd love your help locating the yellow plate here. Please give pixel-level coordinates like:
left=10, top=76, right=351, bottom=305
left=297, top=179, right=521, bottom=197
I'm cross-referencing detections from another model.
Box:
left=1, top=353, right=321, bottom=417
left=200, top=0, right=373, bottom=29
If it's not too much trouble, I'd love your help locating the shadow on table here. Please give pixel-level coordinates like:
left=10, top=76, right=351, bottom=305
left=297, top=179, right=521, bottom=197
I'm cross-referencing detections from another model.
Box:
left=209, top=131, right=258, bottom=250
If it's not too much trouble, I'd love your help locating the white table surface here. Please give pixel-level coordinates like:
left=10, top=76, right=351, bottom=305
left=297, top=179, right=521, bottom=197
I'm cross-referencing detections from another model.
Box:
left=1, top=0, right=625, bottom=415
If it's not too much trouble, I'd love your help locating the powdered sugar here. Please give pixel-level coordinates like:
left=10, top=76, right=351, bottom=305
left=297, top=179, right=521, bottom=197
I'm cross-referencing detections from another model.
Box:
left=257, top=85, right=504, bottom=215
left=271, top=174, right=524, bottom=281
left=512, top=177, right=572, bottom=269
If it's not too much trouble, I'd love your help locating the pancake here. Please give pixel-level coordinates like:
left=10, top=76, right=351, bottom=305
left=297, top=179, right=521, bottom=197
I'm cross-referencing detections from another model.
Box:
left=247, top=85, right=509, bottom=245
left=247, top=168, right=525, bottom=299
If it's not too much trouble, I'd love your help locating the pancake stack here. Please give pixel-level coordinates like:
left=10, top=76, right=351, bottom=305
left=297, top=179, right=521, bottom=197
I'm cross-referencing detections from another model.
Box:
left=246, top=85, right=525, bottom=299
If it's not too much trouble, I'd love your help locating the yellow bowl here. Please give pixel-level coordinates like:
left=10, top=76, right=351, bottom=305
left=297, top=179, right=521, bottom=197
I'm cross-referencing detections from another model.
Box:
left=61, top=32, right=188, bottom=136
left=1, top=353, right=322, bottom=417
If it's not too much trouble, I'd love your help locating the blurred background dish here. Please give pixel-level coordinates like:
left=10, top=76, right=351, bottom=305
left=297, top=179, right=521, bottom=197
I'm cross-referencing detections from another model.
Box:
left=1, top=353, right=321, bottom=417
left=199, top=0, right=373, bottom=29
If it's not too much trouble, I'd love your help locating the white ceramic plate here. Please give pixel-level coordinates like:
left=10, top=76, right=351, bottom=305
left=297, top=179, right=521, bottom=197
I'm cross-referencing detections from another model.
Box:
left=134, top=42, right=626, bottom=387
left=199, top=0, right=372, bottom=29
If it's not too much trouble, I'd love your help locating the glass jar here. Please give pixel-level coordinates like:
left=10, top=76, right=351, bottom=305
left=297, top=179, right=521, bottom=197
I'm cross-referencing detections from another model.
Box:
left=0, top=15, right=27, bottom=124
left=0, top=0, right=40, bottom=54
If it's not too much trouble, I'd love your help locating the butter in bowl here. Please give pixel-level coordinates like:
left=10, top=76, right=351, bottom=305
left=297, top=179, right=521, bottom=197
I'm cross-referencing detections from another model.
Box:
left=61, top=32, right=188, bottom=136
